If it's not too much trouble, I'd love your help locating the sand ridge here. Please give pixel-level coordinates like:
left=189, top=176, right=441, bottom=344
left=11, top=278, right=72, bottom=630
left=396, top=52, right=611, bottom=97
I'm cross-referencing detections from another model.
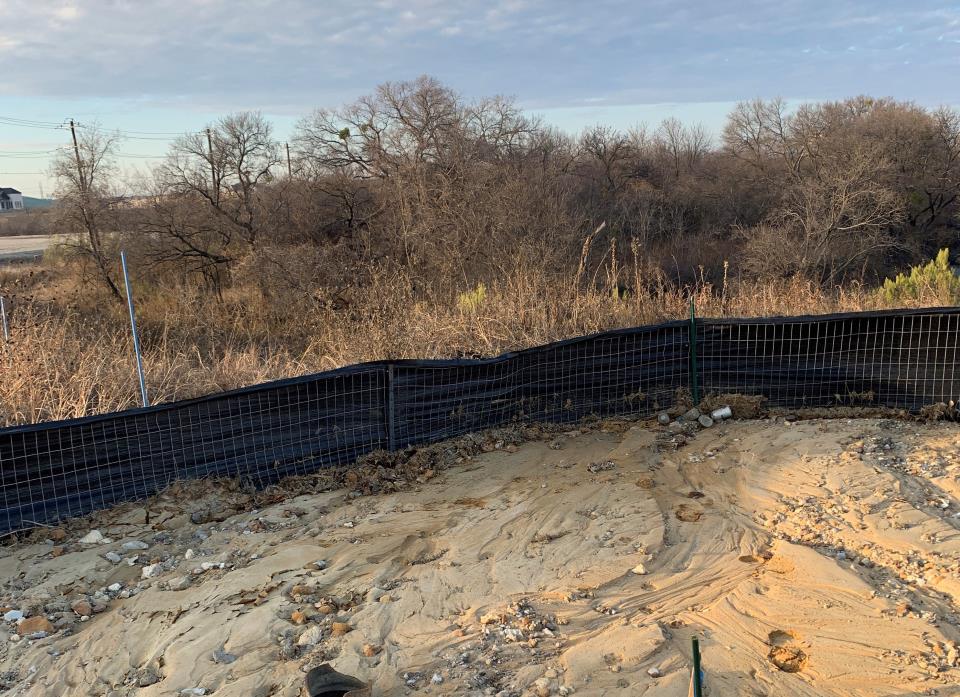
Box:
left=1, top=417, right=959, bottom=696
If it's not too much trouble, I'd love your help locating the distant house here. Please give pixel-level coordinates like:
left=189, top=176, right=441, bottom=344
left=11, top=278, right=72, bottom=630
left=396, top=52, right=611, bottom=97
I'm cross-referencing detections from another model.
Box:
left=0, top=188, right=24, bottom=212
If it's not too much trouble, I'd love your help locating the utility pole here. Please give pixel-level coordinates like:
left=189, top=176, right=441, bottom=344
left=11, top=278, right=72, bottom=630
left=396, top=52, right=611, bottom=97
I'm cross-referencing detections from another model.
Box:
left=69, top=119, right=87, bottom=194
left=206, top=127, right=218, bottom=202
left=286, top=142, right=292, bottom=178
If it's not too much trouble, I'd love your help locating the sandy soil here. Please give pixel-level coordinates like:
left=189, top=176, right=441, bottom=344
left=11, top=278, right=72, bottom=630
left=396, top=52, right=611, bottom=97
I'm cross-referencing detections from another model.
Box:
left=1, top=416, right=959, bottom=697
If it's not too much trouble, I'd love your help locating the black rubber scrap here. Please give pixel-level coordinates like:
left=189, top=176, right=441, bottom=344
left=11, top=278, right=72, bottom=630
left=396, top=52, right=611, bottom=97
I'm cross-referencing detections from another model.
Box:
left=304, top=664, right=370, bottom=697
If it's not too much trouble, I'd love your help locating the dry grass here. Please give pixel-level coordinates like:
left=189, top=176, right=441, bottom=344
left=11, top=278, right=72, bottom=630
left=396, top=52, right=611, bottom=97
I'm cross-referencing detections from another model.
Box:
left=0, top=261, right=947, bottom=427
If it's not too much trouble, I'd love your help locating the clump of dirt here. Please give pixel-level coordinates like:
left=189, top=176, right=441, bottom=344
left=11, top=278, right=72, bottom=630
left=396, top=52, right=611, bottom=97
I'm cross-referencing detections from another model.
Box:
left=675, top=504, right=703, bottom=522
left=699, top=392, right=768, bottom=419
left=767, top=629, right=809, bottom=673
left=920, top=401, right=959, bottom=421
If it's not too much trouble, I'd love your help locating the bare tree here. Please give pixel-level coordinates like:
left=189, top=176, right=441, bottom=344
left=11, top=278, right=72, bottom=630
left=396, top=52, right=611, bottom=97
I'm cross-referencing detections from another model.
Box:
left=161, top=112, right=282, bottom=248
left=50, top=124, right=124, bottom=300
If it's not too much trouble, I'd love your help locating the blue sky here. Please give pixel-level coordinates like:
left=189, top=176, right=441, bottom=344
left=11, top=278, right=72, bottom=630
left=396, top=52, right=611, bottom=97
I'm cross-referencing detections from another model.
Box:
left=1, top=0, right=958, bottom=197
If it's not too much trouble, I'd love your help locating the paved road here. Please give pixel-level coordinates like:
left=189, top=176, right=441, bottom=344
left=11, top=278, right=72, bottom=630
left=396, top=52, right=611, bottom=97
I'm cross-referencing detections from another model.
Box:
left=0, top=235, right=57, bottom=263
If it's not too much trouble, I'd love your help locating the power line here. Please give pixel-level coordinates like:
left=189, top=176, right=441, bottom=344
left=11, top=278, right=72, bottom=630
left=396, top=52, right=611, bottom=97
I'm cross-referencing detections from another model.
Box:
left=0, top=116, right=68, bottom=130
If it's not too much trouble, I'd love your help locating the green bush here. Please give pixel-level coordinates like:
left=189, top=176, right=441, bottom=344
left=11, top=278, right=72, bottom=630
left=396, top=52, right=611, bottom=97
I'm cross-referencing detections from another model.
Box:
left=457, top=283, right=487, bottom=313
left=880, top=249, right=960, bottom=304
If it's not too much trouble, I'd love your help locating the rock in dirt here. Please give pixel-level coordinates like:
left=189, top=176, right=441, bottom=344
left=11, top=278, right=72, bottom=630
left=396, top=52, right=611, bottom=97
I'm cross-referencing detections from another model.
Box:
left=3, top=610, right=23, bottom=622
left=121, top=540, right=149, bottom=551
left=362, top=643, right=382, bottom=657
left=104, top=551, right=122, bottom=564
left=697, top=415, right=714, bottom=428
left=631, top=564, right=648, bottom=575
left=17, top=616, right=54, bottom=636
left=137, top=669, right=160, bottom=687
left=212, top=647, right=236, bottom=664
left=167, top=575, right=192, bottom=591
left=79, top=530, right=105, bottom=545
left=657, top=412, right=671, bottom=425
left=298, top=626, right=323, bottom=646
left=682, top=408, right=701, bottom=421
left=646, top=667, right=662, bottom=678
left=71, top=600, right=92, bottom=617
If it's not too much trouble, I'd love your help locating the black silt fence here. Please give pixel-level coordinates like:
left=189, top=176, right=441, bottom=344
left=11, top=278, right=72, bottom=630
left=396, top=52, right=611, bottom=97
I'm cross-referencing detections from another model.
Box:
left=1, top=308, right=958, bottom=534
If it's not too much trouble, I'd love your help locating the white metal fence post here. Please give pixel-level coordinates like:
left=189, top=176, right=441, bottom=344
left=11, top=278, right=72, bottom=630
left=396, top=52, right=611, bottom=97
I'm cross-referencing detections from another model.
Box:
left=120, top=251, right=150, bottom=408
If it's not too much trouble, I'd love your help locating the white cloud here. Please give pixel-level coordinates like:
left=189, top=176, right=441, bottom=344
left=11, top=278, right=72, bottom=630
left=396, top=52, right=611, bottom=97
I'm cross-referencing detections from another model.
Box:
left=52, top=4, right=80, bottom=21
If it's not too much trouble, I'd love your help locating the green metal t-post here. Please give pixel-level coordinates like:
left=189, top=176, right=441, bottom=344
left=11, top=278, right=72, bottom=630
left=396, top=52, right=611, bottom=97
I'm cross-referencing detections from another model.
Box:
left=691, top=636, right=704, bottom=697
left=688, top=299, right=700, bottom=406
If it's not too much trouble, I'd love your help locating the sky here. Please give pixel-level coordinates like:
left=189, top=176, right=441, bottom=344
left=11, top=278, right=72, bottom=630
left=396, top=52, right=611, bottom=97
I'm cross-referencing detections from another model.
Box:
left=1, top=0, right=958, bottom=197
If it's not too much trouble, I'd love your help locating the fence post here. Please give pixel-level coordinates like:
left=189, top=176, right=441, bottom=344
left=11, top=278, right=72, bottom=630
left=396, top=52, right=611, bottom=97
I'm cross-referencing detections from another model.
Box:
left=387, top=364, right=397, bottom=451
left=691, top=636, right=704, bottom=697
left=0, top=295, right=9, bottom=344
left=688, top=298, right=700, bottom=405
left=120, top=251, right=150, bottom=408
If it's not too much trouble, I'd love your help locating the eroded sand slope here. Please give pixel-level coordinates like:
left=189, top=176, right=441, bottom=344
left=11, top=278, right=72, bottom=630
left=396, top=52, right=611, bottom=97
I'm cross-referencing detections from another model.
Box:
left=1, top=417, right=959, bottom=696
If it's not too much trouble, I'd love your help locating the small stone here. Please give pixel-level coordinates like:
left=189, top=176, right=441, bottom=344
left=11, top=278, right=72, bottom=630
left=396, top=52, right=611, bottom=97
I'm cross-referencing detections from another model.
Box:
left=104, top=552, right=122, bottom=564
left=330, top=622, right=352, bottom=637
left=315, top=603, right=337, bottom=615
left=107, top=583, right=122, bottom=593
left=305, top=560, right=328, bottom=571
left=362, top=643, right=381, bottom=657
left=378, top=595, right=393, bottom=604
left=141, top=564, right=163, bottom=579
left=179, top=689, right=206, bottom=696
left=682, top=408, right=701, bottom=421
left=49, top=546, right=65, bottom=557
left=48, top=528, right=67, bottom=542
left=697, top=415, right=714, bottom=428
left=121, top=540, right=149, bottom=551
left=431, top=673, right=443, bottom=684
left=137, top=669, right=160, bottom=687
left=533, top=677, right=552, bottom=697
left=211, top=647, right=236, bottom=664
left=297, top=626, right=323, bottom=646
left=71, top=600, right=92, bottom=617
left=631, top=564, right=647, bottom=575
left=79, top=530, right=105, bottom=545
left=3, top=610, right=23, bottom=622
left=8, top=635, right=20, bottom=643
left=342, top=521, right=354, bottom=528
left=646, top=667, right=661, bottom=678
left=167, top=575, right=192, bottom=591
left=657, top=412, right=671, bottom=425
left=184, top=549, right=195, bottom=560
left=290, top=610, right=308, bottom=625
left=17, top=616, right=54, bottom=636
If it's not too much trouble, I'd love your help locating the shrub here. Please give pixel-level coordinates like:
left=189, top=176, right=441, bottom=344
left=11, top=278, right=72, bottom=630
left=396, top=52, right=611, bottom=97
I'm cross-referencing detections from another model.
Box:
left=880, top=249, right=960, bottom=305
left=457, top=283, right=487, bottom=313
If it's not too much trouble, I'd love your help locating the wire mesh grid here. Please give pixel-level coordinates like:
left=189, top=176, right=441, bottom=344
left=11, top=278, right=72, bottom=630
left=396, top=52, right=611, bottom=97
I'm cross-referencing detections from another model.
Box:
left=699, top=310, right=960, bottom=410
left=0, top=366, right=388, bottom=533
left=1, top=309, right=959, bottom=533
